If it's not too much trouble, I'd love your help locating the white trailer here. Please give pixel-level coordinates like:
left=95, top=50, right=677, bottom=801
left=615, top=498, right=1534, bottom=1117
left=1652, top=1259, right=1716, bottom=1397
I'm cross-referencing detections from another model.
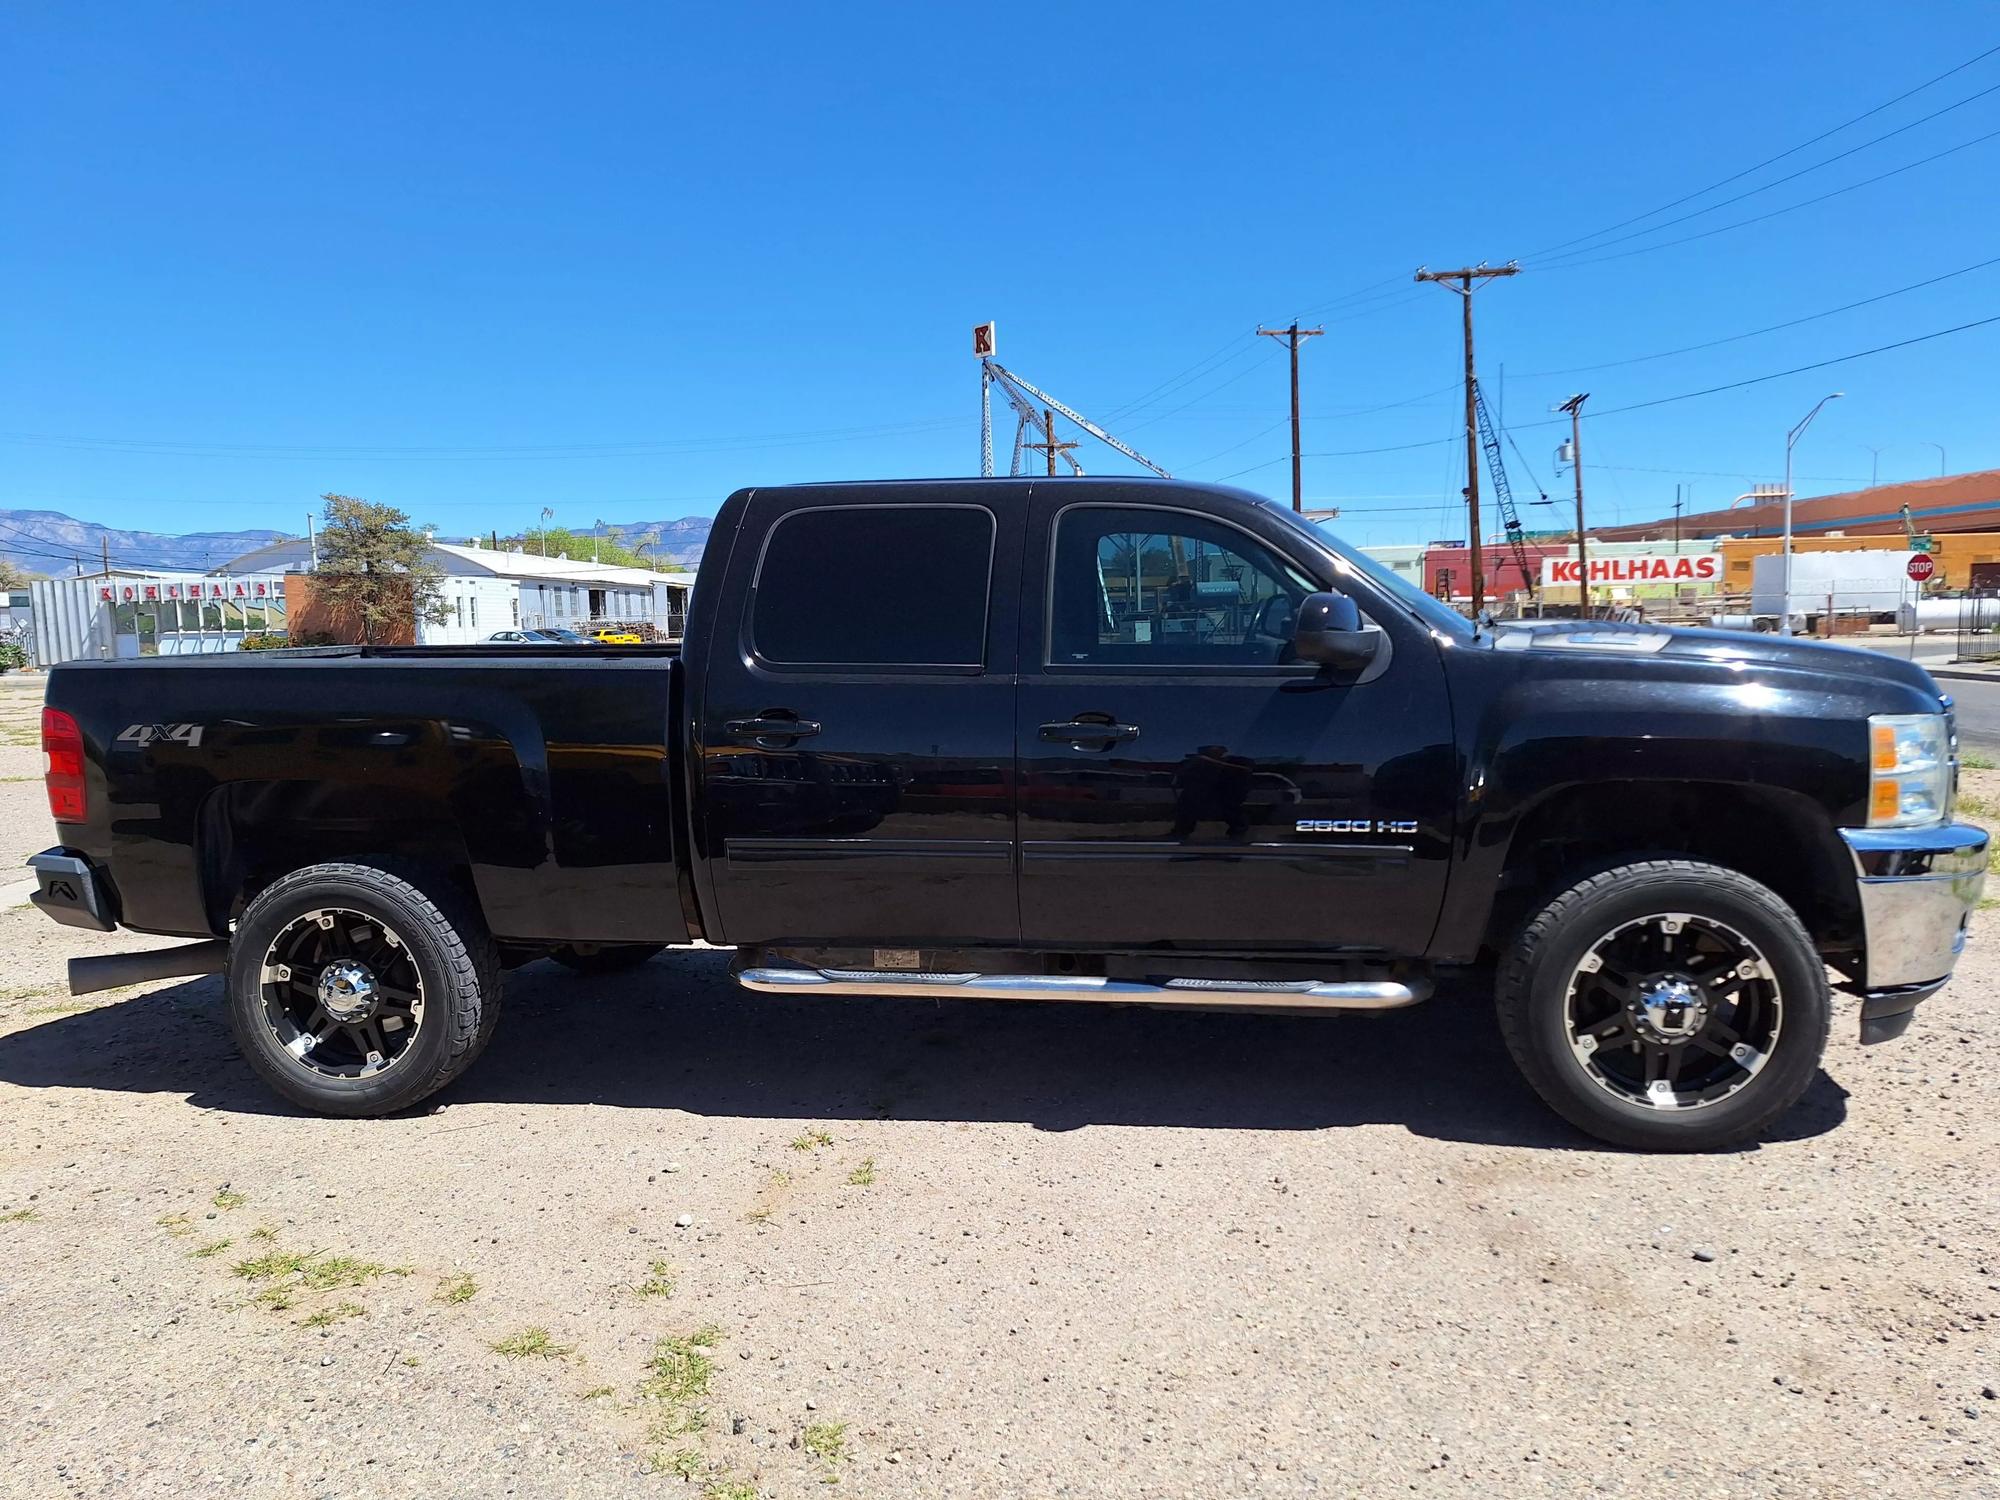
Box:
left=1749, top=550, right=1921, bottom=633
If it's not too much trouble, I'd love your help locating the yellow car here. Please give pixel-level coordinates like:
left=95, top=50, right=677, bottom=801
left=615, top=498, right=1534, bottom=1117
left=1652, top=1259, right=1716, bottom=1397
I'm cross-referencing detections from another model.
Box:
left=588, top=627, right=645, bottom=645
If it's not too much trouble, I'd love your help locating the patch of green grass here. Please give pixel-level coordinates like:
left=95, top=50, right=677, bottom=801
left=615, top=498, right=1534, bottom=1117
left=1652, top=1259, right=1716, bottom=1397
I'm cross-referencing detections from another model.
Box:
left=301, top=1300, right=364, bottom=1328
left=157, top=1212, right=194, bottom=1237
left=789, top=1127, right=834, bottom=1152
left=636, top=1260, right=676, bottom=1299
left=703, top=1479, right=759, bottom=1500
left=248, top=1225, right=277, bottom=1241
left=402, top=1356, right=421, bottom=1367
left=845, top=1157, right=877, bottom=1187
left=0, top=1207, right=39, bottom=1223
left=580, top=1384, right=616, bottom=1401
left=491, top=1327, right=572, bottom=1360
left=663, top=1448, right=703, bottom=1479
left=802, top=1420, right=848, bottom=1466
left=1962, top=750, right=1996, bottom=770
left=638, top=1325, right=723, bottom=1441
left=189, top=1238, right=232, bottom=1258
left=436, top=1272, right=477, bottom=1305
left=230, top=1247, right=387, bottom=1312
left=232, top=1249, right=386, bottom=1291
left=211, top=1189, right=247, bottom=1211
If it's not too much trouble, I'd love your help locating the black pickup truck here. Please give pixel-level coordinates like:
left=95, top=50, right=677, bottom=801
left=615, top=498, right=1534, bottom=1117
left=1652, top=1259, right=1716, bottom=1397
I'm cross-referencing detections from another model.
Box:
left=27, top=478, right=1988, bottom=1149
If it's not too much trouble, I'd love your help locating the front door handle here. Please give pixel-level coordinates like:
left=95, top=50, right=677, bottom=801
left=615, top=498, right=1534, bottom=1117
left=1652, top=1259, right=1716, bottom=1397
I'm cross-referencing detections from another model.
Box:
left=1039, top=719, right=1140, bottom=748
left=725, top=714, right=823, bottom=743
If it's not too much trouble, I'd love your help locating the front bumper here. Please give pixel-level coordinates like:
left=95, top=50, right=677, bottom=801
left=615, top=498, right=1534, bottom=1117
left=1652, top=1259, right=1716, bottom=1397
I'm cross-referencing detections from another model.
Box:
left=1839, top=823, right=1986, bottom=1042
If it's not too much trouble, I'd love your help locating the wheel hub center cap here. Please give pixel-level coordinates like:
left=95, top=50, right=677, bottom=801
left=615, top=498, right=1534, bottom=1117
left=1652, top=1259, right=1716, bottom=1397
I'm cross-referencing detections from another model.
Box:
left=1637, top=978, right=1706, bottom=1041
left=316, top=960, right=379, bottom=1023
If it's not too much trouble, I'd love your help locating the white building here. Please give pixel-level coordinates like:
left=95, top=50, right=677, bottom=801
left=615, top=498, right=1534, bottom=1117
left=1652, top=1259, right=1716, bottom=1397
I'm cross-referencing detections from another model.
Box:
left=216, top=538, right=692, bottom=644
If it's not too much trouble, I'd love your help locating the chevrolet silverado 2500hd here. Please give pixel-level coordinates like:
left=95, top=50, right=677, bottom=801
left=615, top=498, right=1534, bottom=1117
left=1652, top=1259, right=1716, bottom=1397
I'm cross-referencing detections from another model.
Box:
left=27, top=478, right=1987, bottom=1149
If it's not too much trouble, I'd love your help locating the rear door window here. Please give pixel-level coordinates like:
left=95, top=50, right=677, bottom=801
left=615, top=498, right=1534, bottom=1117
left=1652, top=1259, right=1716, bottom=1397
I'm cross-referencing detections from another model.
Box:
left=751, top=505, right=995, bottom=668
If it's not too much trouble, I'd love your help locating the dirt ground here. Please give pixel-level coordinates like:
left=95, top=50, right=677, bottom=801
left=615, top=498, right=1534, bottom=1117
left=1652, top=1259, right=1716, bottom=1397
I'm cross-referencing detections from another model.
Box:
left=0, top=672, right=1994, bottom=1499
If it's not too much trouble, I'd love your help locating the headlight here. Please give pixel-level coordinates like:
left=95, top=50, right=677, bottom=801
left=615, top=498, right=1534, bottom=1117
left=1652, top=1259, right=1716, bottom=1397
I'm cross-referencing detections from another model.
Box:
left=1868, top=713, right=1950, bottom=827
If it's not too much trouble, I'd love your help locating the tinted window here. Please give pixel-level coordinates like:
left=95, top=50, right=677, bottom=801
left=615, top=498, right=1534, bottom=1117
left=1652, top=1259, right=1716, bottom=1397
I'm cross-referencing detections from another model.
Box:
left=1049, top=507, right=1315, bottom=667
left=753, top=505, right=993, bottom=666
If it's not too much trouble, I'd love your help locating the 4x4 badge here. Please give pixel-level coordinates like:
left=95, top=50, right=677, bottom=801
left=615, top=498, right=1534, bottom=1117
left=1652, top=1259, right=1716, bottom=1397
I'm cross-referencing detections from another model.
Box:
left=117, top=723, right=205, bottom=748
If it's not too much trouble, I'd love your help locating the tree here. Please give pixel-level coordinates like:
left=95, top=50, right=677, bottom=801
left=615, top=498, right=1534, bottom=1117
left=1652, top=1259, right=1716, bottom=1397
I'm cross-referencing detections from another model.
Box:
left=493, top=524, right=687, bottom=572
left=312, top=493, right=447, bottom=643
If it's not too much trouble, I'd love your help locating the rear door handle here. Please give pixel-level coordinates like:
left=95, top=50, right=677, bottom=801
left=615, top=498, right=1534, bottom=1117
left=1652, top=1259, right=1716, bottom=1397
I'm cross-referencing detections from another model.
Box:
left=1039, top=719, right=1140, bottom=747
left=725, top=715, right=822, bottom=743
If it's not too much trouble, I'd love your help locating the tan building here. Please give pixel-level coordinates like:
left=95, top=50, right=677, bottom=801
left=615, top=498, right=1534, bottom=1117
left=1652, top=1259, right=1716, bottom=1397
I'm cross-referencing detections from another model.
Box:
left=1717, top=532, right=2000, bottom=593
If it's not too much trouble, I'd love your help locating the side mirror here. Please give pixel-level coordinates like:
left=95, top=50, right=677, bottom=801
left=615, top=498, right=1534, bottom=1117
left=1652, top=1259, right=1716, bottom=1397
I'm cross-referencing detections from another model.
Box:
left=1292, top=591, right=1380, bottom=670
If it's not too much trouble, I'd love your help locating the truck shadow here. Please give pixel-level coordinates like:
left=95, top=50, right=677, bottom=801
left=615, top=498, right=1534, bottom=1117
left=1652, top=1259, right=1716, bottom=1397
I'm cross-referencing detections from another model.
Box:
left=0, top=946, right=1849, bottom=1150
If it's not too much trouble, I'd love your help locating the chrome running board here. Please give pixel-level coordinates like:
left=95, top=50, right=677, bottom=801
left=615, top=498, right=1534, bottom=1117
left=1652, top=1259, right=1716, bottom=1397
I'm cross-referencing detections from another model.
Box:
left=733, top=966, right=1428, bottom=1011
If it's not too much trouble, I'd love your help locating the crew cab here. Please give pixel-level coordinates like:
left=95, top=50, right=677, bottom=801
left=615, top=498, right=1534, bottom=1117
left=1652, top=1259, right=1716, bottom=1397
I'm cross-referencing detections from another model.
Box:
left=27, top=478, right=1988, bottom=1149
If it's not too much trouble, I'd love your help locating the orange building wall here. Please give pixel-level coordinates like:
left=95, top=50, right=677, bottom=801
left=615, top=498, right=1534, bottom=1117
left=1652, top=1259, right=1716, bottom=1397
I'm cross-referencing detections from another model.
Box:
left=281, top=574, right=417, bottom=645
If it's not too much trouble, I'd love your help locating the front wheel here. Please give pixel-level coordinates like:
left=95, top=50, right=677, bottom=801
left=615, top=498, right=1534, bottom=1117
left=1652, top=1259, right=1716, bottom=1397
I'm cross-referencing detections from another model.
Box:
left=1496, top=860, right=1830, bottom=1151
left=225, top=862, right=500, bottom=1117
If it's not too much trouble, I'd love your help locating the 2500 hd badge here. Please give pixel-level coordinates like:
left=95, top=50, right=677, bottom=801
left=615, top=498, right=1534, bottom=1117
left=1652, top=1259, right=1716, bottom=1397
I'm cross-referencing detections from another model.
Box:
left=1297, top=818, right=1419, bottom=834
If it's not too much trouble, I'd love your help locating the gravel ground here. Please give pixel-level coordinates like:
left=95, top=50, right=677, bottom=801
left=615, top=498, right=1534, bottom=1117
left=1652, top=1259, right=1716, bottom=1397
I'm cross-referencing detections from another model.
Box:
left=0, top=671, right=1994, bottom=1499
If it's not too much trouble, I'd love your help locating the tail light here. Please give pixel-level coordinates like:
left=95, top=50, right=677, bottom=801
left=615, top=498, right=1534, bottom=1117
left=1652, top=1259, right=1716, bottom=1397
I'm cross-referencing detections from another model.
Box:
left=42, top=708, right=86, bottom=823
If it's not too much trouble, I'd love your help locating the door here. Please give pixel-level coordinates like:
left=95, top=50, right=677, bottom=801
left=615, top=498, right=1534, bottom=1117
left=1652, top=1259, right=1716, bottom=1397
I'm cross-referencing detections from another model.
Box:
left=1016, top=496, right=1454, bottom=955
left=697, top=489, right=1021, bottom=947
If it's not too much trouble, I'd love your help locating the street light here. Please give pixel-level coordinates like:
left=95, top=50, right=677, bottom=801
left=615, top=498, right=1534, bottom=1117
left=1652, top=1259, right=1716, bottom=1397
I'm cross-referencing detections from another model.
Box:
left=1860, top=444, right=1889, bottom=487
left=1926, top=442, right=1947, bottom=477
left=1780, top=392, right=1843, bottom=637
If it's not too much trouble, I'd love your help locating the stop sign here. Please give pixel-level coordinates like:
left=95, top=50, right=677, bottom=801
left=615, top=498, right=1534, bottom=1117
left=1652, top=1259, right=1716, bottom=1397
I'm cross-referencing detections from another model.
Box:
left=1907, top=553, right=1936, bottom=583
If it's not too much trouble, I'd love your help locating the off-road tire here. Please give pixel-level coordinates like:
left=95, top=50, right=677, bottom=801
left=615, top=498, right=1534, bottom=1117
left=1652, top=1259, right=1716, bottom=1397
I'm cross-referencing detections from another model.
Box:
left=226, top=861, right=501, bottom=1117
left=1495, top=859, right=1831, bottom=1151
left=549, top=943, right=665, bottom=976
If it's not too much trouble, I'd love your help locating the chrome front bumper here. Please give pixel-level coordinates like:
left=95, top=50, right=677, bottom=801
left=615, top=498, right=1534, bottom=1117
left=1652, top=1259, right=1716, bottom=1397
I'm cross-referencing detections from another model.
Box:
left=1840, top=823, right=1987, bottom=1042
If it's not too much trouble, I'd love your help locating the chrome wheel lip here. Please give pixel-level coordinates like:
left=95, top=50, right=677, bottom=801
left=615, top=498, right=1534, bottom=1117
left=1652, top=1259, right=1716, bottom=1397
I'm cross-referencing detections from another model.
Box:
left=1564, top=911, right=1783, bottom=1113
left=258, top=907, right=427, bottom=1080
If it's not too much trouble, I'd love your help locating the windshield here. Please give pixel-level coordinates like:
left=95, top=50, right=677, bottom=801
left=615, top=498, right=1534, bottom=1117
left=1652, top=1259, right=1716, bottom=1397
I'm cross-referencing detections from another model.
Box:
left=1257, top=501, right=1475, bottom=640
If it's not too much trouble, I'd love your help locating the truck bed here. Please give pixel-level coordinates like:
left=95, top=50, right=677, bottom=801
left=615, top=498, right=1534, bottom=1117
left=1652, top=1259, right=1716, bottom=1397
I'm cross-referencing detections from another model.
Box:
left=42, top=646, right=692, bottom=947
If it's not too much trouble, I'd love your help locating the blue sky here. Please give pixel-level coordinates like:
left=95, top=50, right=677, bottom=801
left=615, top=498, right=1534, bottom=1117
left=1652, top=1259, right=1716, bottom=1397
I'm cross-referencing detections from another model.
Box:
left=2, top=2, right=1996, bottom=550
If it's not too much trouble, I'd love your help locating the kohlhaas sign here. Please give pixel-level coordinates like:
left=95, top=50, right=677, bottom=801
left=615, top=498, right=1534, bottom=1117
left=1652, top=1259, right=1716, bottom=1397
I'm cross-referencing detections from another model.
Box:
left=1541, top=553, right=1720, bottom=587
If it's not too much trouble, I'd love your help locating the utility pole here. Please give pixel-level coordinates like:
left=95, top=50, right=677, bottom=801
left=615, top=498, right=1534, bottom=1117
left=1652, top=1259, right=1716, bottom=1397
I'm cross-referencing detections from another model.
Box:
left=1672, top=485, right=1684, bottom=555
left=100, top=536, right=111, bottom=578
left=1558, top=394, right=1589, bottom=617
left=308, top=513, right=319, bottom=571
left=1022, top=408, right=1077, bottom=477
left=1415, top=265, right=1518, bottom=618
left=1254, top=321, right=1324, bottom=512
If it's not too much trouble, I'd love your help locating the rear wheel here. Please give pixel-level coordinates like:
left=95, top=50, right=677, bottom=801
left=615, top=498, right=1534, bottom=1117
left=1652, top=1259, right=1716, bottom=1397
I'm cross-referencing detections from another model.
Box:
left=550, top=943, right=664, bottom=976
left=1496, top=860, right=1830, bottom=1151
left=226, top=862, right=499, bottom=1117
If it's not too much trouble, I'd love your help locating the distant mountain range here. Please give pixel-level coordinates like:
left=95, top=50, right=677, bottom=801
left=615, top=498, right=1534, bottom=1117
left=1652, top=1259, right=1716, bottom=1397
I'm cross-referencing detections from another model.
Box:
left=586, top=516, right=713, bottom=568
left=0, top=509, right=289, bottom=576
left=0, top=508, right=716, bottom=578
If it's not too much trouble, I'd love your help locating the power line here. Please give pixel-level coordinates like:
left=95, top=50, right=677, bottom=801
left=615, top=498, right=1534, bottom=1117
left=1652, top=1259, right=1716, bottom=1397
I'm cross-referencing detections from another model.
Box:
left=1533, top=77, right=2000, bottom=267
left=1518, top=254, right=2000, bottom=375
left=1218, top=312, right=2000, bottom=481
left=1534, top=125, right=2000, bottom=271
left=1512, top=312, right=2000, bottom=428
left=1521, top=42, right=2000, bottom=260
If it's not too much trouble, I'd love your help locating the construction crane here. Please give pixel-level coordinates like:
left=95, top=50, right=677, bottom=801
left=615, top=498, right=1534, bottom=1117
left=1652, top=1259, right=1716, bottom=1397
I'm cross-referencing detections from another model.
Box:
left=1470, top=377, right=1536, bottom=601
left=980, top=360, right=1172, bottom=480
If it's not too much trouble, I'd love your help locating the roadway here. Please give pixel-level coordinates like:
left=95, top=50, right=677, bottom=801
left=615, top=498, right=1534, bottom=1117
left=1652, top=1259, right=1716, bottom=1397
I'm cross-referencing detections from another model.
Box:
left=1944, top=674, right=2000, bottom=757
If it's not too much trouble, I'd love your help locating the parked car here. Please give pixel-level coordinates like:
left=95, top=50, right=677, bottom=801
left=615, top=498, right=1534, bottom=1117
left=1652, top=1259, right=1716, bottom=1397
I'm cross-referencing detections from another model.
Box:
left=526, top=627, right=596, bottom=644
left=26, top=478, right=1986, bottom=1149
left=588, top=626, right=645, bottom=645
left=481, top=630, right=539, bottom=644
